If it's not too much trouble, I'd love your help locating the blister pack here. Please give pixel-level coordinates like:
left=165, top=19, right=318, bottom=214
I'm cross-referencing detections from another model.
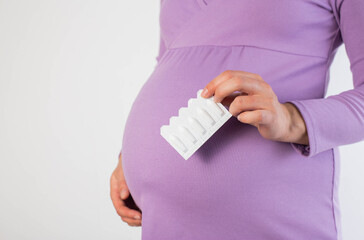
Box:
left=160, top=89, right=232, bottom=160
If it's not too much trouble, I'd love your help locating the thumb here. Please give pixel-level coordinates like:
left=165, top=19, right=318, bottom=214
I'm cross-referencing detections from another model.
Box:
left=120, top=184, right=130, bottom=200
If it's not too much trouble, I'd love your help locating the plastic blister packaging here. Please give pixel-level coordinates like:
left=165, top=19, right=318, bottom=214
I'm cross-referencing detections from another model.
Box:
left=160, top=89, right=232, bottom=160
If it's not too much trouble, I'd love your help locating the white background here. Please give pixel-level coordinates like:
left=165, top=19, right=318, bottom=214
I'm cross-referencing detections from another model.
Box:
left=0, top=1, right=363, bottom=239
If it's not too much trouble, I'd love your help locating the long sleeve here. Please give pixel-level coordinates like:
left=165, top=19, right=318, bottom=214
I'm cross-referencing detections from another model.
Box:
left=156, top=0, right=167, bottom=64
left=288, top=0, right=364, bottom=157
left=156, top=33, right=167, bottom=63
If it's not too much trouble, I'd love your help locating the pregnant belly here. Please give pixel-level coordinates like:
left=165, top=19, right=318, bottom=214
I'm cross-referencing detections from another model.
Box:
left=121, top=45, right=244, bottom=208
left=121, top=46, right=336, bottom=239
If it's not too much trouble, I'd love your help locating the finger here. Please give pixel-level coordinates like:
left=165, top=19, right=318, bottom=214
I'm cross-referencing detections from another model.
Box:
left=220, top=92, right=244, bottom=107
left=111, top=184, right=137, bottom=219
left=116, top=204, right=143, bottom=219
left=201, top=70, right=237, bottom=98
left=121, top=216, right=142, bottom=226
left=214, top=76, right=268, bottom=103
left=201, top=70, right=265, bottom=98
left=111, top=189, right=141, bottom=219
left=109, top=170, right=129, bottom=200
left=228, top=95, right=269, bottom=117
left=237, top=110, right=272, bottom=125
left=110, top=185, right=125, bottom=210
left=120, top=185, right=129, bottom=200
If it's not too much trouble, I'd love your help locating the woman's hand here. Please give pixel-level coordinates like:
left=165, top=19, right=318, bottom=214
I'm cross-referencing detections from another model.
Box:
left=201, top=70, right=309, bottom=145
left=110, top=153, right=142, bottom=226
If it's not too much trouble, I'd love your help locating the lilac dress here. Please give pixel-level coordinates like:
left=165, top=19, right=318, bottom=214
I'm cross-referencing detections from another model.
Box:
left=120, top=0, right=364, bottom=239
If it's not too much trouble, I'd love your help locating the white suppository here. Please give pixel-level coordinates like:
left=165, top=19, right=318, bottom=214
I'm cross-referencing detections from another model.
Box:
left=160, top=89, right=232, bottom=160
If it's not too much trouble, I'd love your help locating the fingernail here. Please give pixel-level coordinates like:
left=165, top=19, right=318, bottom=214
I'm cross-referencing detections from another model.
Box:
left=121, top=189, right=128, bottom=198
left=201, top=88, right=208, bottom=97
left=134, top=215, right=141, bottom=220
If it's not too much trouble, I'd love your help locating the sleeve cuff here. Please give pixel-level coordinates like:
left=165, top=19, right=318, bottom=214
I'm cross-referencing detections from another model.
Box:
left=287, top=100, right=318, bottom=157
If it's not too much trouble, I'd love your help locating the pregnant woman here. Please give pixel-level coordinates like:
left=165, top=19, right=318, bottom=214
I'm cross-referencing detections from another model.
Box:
left=110, top=0, right=364, bottom=239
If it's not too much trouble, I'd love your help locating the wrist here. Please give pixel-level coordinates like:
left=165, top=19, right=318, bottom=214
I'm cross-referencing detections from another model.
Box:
left=282, top=102, right=309, bottom=145
left=117, top=151, right=123, bottom=167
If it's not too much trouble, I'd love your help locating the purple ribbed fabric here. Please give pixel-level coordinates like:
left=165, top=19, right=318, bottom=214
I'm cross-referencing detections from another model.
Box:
left=120, top=0, right=364, bottom=239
